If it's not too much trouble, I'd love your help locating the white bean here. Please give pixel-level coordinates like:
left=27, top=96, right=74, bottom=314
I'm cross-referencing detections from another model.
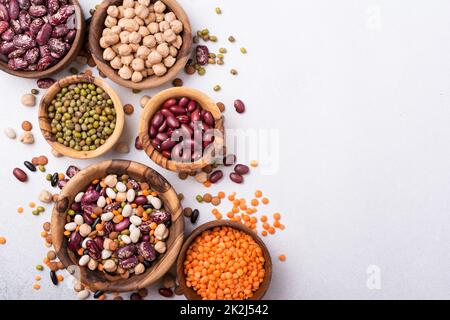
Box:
left=134, top=263, right=145, bottom=275
left=97, top=196, right=106, bottom=208
left=101, top=249, right=113, bottom=260
left=4, top=127, right=16, bottom=139
left=74, top=192, right=84, bottom=203
left=79, top=224, right=92, bottom=237
left=77, top=289, right=90, bottom=300
left=154, top=224, right=167, bottom=240
left=74, top=214, right=84, bottom=226
left=130, top=228, right=141, bottom=243
left=126, top=189, right=135, bottom=202
left=121, top=235, right=131, bottom=244
left=106, top=188, right=117, bottom=199
left=122, top=204, right=132, bottom=217
left=64, top=222, right=77, bottom=231
left=130, top=215, right=142, bottom=226
left=150, top=196, right=162, bottom=209
left=116, top=181, right=127, bottom=192
left=88, top=258, right=98, bottom=271
left=101, top=212, right=114, bottom=222
left=104, top=174, right=117, bottom=188
left=78, top=255, right=90, bottom=267
left=154, top=241, right=166, bottom=253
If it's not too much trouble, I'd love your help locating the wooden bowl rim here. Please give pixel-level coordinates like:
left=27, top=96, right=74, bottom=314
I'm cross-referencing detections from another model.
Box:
left=176, top=220, right=272, bottom=300
left=38, top=74, right=125, bottom=159
left=0, top=0, right=85, bottom=79
left=51, top=159, right=185, bottom=292
left=138, top=87, right=225, bottom=173
left=88, top=0, right=193, bottom=90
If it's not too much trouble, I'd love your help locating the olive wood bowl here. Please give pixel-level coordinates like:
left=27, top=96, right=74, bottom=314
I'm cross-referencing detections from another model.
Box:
left=176, top=220, right=272, bottom=300
left=51, top=159, right=185, bottom=292
left=88, top=0, right=193, bottom=90
left=0, top=0, right=85, bottom=79
left=38, top=74, right=125, bottom=159
left=138, top=87, right=224, bottom=173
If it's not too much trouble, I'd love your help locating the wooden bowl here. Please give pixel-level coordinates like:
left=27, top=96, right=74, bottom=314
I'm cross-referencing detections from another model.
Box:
left=38, top=74, right=125, bottom=159
left=176, top=220, right=272, bottom=300
left=51, top=159, right=184, bottom=292
left=139, top=87, right=224, bottom=173
left=89, top=0, right=193, bottom=90
left=0, top=0, right=85, bottom=79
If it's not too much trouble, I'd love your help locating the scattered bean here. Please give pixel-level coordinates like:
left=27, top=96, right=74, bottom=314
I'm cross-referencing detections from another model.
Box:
left=209, top=170, right=223, bottom=183
left=234, top=99, right=245, bottom=113
left=158, top=287, right=174, bottom=298
left=234, top=164, right=250, bottom=175
left=140, top=95, right=151, bottom=108
left=190, top=209, right=199, bottom=224
left=123, top=104, right=134, bottom=115
left=4, top=127, right=17, bottom=139
left=230, top=172, right=244, bottom=184
left=50, top=270, right=58, bottom=285
left=19, top=131, right=34, bottom=144
left=21, top=94, right=36, bottom=107
left=13, top=168, right=28, bottom=182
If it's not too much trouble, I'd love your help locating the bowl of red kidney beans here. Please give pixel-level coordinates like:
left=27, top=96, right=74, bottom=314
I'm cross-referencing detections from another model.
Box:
left=138, top=87, right=225, bottom=173
left=0, top=0, right=85, bottom=78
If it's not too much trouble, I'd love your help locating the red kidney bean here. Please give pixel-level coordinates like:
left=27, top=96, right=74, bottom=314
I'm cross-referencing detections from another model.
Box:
left=48, top=5, right=75, bottom=26
left=1, top=28, right=14, bottom=41
left=151, top=138, right=161, bottom=149
left=94, top=236, right=104, bottom=251
left=177, top=115, right=190, bottom=124
left=8, top=48, right=26, bottom=59
left=234, top=99, right=246, bottom=113
left=163, top=98, right=177, bottom=108
left=0, top=41, right=15, bottom=55
left=13, top=34, right=36, bottom=49
left=156, top=132, right=168, bottom=142
left=161, top=138, right=177, bottom=151
left=13, top=168, right=27, bottom=182
left=178, top=97, right=189, bottom=108
left=134, top=195, right=148, bottom=206
left=223, top=154, right=236, bottom=166
left=162, top=150, right=171, bottom=159
left=203, top=111, right=214, bottom=127
left=209, top=170, right=223, bottom=183
left=149, top=125, right=157, bottom=138
left=24, top=47, right=39, bottom=64
left=234, top=164, right=250, bottom=175
left=187, top=102, right=197, bottom=114
left=160, top=108, right=174, bottom=118
left=51, top=24, right=68, bottom=38
left=191, top=109, right=201, bottom=122
left=181, top=123, right=193, bottom=136
left=68, top=231, right=82, bottom=251
left=159, top=288, right=174, bottom=298
left=18, top=11, right=31, bottom=30
left=36, top=77, right=55, bottom=88
left=9, top=57, right=28, bottom=70
left=169, top=106, right=186, bottom=115
left=158, top=120, right=167, bottom=133
left=230, top=172, right=244, bottom=184
left=135, top=136, right=143, bottom=150
left=64, top=29, right=76, bottom=44
left=47, top=0, right=59, bottom=14
left=151, top=112, right=164, bottom=127
left=166, top=115, right=179, bottom=129
left=36, top=55, right=54, bottom=71
left=166, top=128, right=174, bottom=137
left=114, top=218, right=130, bottom=232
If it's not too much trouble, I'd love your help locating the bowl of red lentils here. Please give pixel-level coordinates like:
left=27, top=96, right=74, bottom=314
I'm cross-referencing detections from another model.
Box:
left=176, top=220, right=272, bottom=300
left=51, top=159, right=184, bottom=292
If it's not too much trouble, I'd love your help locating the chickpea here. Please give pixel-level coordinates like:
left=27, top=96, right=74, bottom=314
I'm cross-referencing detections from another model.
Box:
left=135, top=4, right=149, bottom=19
left=147, top=50, right=162, bottom=64
left=165, top=12, right=176, bottom=22
left=145, top=59, right=152, bottom=68
left=138, top=25, right=150, bottom=37
left=134, top=16, right=144, bottom=26
left=110, top=25, right=122, bottom=34
left=136, top=46, right=151, bottom=59
left=163, top=29, right=176, bottom=43
left=169, top=45, right=177, bottom=57
left=131, top=71, right=143, bottom=82
left=105, top=16, right=117, bottom=28
left=111, top=43, right=121, bottom=53
left=110, top=56, right=123, bottom=69
left=118, top=18, right=139, bottom=32
left=103, top=47, right=116, bottom=61
left=170, top=20, right=183, bottom=34
left=123, top=7, right=135, bottom=19
left=123, top=0, right=135, bottom=9
left=146, top=68, right=155, bottom=76
left=118, top=65, right=133, bottom=80
left=152, top=63, right=167, bottom=76
left=163, top=55, right=176, bottom=68
left=102, top=28, right=112, bottom=37
left=154, top=32, right=164, bottom=44
left=118, top=6, right=125, bottom=19
left=159, top=21, right=170, bottom=32
left=148, top=4, right=155, bottom=13
left=100, top=34, right=119, bottom=48
left=129, top=43, right=140, bottom=52
left=141, top=69, right=148, bottom=77
left=118, top=44, right=132, bottom=56
left=138, top=0, right=150, bottom=6
left=153, top=1, right=166, bottom=13
left=121, top=55, right=134, bottom=65
left=107, top=5, right=119, bottom=18
left=172, top=35, right=182, bottom=49
left=129, top=31, right=142, bottom=44
left=142, top=35, right=156, bottom=48
left=155, top=13, right=164, bottom=22
left=156, top=43, right=169, bottom=58
left=148, top=22, right=159, bottom=35
left=144, top=12, right=156, bottom=24
left=131, top=58, right=145, bottom=71
left=119, top=30, right=131, bottom=43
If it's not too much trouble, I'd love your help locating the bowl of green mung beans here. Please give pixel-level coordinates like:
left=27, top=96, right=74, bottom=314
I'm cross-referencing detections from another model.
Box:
left=38, top=74, right=125, bottom=159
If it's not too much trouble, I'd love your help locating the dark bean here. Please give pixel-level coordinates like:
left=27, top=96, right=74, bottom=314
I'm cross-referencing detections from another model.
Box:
left=23, top=161, right=36, bottom=172
left=169, top=106, right=186, bottom=115
left=209, top=170, right=223, bottom=183
left=135, top=195, right=148, bottom=205
left=203, top=111, right=214, bottom=127
left=13, top=168, right=28, bottom=182
left=151, top=112, right=164, bottom=128
left=161, top=138, right=177, bottom=151
left=149, top=125, right=157, bottom=138
left=166, top=115, right=180, bottom=129
left=50, top=270, right=58, bottom=285
left=156, top=132, right=168, bottom=141
left=190, top=109, right=201, bottom=122
left=230, top=172, right=244, bottom=184
left=160, top=109, right=174, bottom=118
left=29, top=5, right=47, bottom=17
left=0, top=4, right=9, bottom=22
left=234, top=164, right=250, bottom=175
left=37, top=78, right=56, bottom=89
left=234, top=99, right=246, bottom=113
left=178, top=97, right=189, bottom=108
left=163, top=98, right=177, bottom=108
left=158, top=287, right=174, bottom=298
left=187, top=100, right=197, bottom=112
left=130, top=292, right=142, bottom=300
left=51, top=172, right=59, bottom=187
left=190, top=209, right=199, bottom=224
left=196, top=45, right=209, bottom=65
left=93, top=290, right=104, bottom=299
left=158, top=120, right=167, bottom=133
left=36, top=22, right=52, bottom=45
left=135, top=136, right=143, bottom=150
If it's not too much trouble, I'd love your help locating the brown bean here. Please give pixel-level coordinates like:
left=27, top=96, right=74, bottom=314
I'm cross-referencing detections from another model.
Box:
left=123, top=104, right=134, bottom=115
left=209, top=170, right=223, bottom=183
left=234, top=164, right=250, bottom=175
left=169, top=106, right=186, bottom=115
left=21, top=120, right=33, bottom=131
left=135, top=136, right=143, bottom=150
left=234, top=99, right=245, bottom=113
left=230, top=172, right=244, bottom=184
left=158, top=287, right=174, bottom=298
left=187, top=100, right=197, bottom=112
left=13, top=168, right=28, bottom=182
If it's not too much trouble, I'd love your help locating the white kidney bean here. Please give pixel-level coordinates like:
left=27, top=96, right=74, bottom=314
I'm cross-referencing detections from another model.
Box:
left=97, top=196, right=106, bottom=208
left=79, top=224, right=92, bottom=237
left=74, top=192, right=84, bottom=203
left=130, top=228, right=141, bottom=243
left=130, top=215, right=142, bottom=226
left=116, top=181, right=127, bottom=192
left=126, top=189, right=135, bottom=203
left=121, top=235, right=131, bottom=244
left=150, top=196, right=162, bottom=209
left=122, top=204, right=132, bottom=218
left=4, top=127, right=17, bottom=139
left=78, top=255, right=90, bottom=267
left=101, top=212, right=114, bottom=222
left=64, top=222, right=77, bottom=231
left=106, top=188, right=117, bottom=199
left=74, top=214, right=84, bottom=226
left=116, top=192, right=127, bottom=202
left=101, top=249, right=113, bottom=260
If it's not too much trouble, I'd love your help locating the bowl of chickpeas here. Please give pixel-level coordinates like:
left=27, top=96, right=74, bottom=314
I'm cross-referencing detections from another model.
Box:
left=176, top=220, right=272, bottom=300
left=38, top=74, right=125, bottom=159
left=89, top=0, right=193, bottom=90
